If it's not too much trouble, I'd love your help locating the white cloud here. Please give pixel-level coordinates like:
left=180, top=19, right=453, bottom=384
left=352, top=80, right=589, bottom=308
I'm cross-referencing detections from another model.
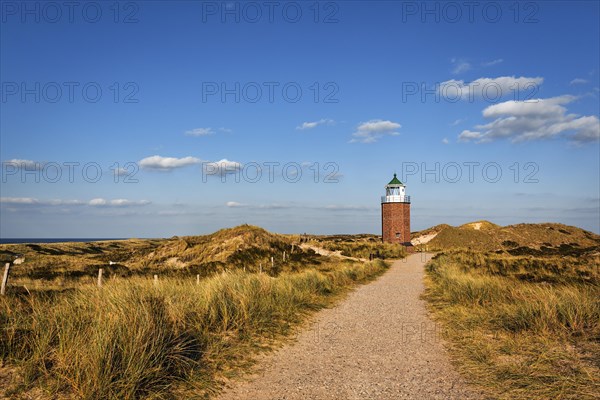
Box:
left=89, top=198, right=151, bottom=207
left=113, top=167, right=130, bottom=176
left=450, top=118, right=465, bottom=126
left=1, top=197, right=150, bottom=207
left=296, top=118, right=335, bottom=130
left=47, top=199, right=87, bottom=206
left=88, top=198, right=108, bottom=206
left=457, top=130, right=484, bottom=142
left=226, top=201, right=245, bottom=208
left=139, top=155, right=201, bottom=170
left=1, top=197, right=41, bottom=205
left=570, top=78, right=589, bottom=85
left=350, top=119, right=401, bottom=143
left=458, top=95, right=600, bottom=144
left=203, top=159, right=243, bottom=176
left=451, top=58, right=471, bottom=74
left=564, top=116, right=600, bottom=144
left=139, top=156, right=243, bottom=175
left=482, top=59, right=504, bottom=67
left=482, top=95, right=575, bottom=118
left=439, top=76, right=544, bottom=101
left=185, top=127, right=232, bottom=136
left=1, top=159, right=45, bottom=170
left=1, top=197, right=87, bottom=206
left=442, top=138, right=449, bottom=144
left=185, top=128, right=214, bottom=136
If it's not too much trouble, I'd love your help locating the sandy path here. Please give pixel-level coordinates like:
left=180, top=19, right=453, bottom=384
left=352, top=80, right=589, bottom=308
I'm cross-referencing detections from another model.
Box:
left=217, top=253, right=482, bottom=400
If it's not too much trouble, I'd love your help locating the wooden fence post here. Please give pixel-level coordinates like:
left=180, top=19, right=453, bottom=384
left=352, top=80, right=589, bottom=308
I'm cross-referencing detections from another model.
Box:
left=283, top=251, right=286, bottom=261
left=1, top=263, right=11, bottom=296
left=153, top=274, right=158, bottom=285
left=259, top=263, right=262, bottom=273
left=97, top=268, right=103, bottom=288
left=271, top=257, right=274, bottom=268
left=196, top=274, right=200, bottom=285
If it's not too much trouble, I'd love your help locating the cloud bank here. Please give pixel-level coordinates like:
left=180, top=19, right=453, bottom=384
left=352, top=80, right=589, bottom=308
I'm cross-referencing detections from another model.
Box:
left=458, top=95, right=600, bottom=144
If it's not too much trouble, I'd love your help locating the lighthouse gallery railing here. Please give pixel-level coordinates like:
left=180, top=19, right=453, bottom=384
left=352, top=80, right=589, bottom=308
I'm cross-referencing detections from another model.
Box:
left=381, top=195, right=411, bottom=203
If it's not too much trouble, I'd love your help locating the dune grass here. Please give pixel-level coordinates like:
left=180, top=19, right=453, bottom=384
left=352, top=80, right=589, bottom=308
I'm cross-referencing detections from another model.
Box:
left=412, top=221, right=599, bottom=253
left=0, top=259, right=388, bottom=399
left=423, top=251, right=600, bottom=400
left=309, top=239, right=407, bottom=259
left=0, top=225, right=323, bottom=284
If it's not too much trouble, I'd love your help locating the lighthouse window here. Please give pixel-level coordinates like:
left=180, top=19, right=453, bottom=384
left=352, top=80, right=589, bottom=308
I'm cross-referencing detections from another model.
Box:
left=395, top=232, right=400, bottom=238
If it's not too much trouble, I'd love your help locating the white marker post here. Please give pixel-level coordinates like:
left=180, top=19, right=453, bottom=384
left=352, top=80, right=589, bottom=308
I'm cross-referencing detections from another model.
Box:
left=1, top=263, right=11, bottom=296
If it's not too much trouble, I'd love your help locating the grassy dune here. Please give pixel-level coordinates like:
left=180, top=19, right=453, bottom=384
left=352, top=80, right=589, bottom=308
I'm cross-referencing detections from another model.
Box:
left=424, top=251, right=600, bottom=399
left=0, top=258, right=389, bottom=399
left=0, top=226, right=323, bottom=287
left=306, top=234, right=407, bottom=259
left=412, top=221, right=600, bottom=253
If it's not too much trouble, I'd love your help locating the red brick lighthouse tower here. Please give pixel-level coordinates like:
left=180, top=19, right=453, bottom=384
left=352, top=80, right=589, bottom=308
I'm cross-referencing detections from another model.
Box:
left=381, top=174, right=411, bottom=247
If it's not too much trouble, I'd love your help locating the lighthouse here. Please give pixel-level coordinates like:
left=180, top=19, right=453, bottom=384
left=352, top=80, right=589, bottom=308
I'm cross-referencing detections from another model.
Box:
left=381, top=173, right=411, bottom=247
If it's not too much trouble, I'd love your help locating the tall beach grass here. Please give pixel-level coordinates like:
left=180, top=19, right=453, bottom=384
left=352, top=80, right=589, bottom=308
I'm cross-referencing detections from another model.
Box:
left=1, top=259, right=388, bottom=399
left=424, top=251, right=600, bottom=400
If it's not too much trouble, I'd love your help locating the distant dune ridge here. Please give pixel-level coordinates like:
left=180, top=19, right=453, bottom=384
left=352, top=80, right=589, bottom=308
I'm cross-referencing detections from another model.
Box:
left=0, top=225, right=317, bottom=281
left=1, top=221, right=598, bottom=282
left=411, top=221, right=600, bottom=255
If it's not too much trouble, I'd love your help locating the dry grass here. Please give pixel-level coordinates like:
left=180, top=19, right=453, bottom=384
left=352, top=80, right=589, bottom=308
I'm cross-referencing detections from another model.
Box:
left=424, top=251, right=600, bottom=400
left=0, top=225, right=321, bottom=284
left=306, top=235, right=407, bottom=259
left=0, top=259, right=389, bottom=399
left=412, top=221, right=600, bottom=253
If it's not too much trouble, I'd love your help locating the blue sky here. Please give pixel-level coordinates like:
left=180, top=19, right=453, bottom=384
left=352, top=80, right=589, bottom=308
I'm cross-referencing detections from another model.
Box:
left=1, top=0, right=599, bottom=237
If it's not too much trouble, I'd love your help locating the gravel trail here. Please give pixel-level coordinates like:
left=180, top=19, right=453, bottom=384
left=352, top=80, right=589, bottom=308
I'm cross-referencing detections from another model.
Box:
left=217, top=253, right=482, bottom=400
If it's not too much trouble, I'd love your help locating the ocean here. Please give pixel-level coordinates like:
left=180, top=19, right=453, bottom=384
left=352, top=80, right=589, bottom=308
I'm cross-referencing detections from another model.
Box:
left=0, top=238, right=128, bottom=245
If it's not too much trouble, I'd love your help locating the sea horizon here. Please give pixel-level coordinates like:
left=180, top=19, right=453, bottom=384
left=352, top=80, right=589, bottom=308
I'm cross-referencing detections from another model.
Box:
left=0, top=238, right=132, bottom=245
